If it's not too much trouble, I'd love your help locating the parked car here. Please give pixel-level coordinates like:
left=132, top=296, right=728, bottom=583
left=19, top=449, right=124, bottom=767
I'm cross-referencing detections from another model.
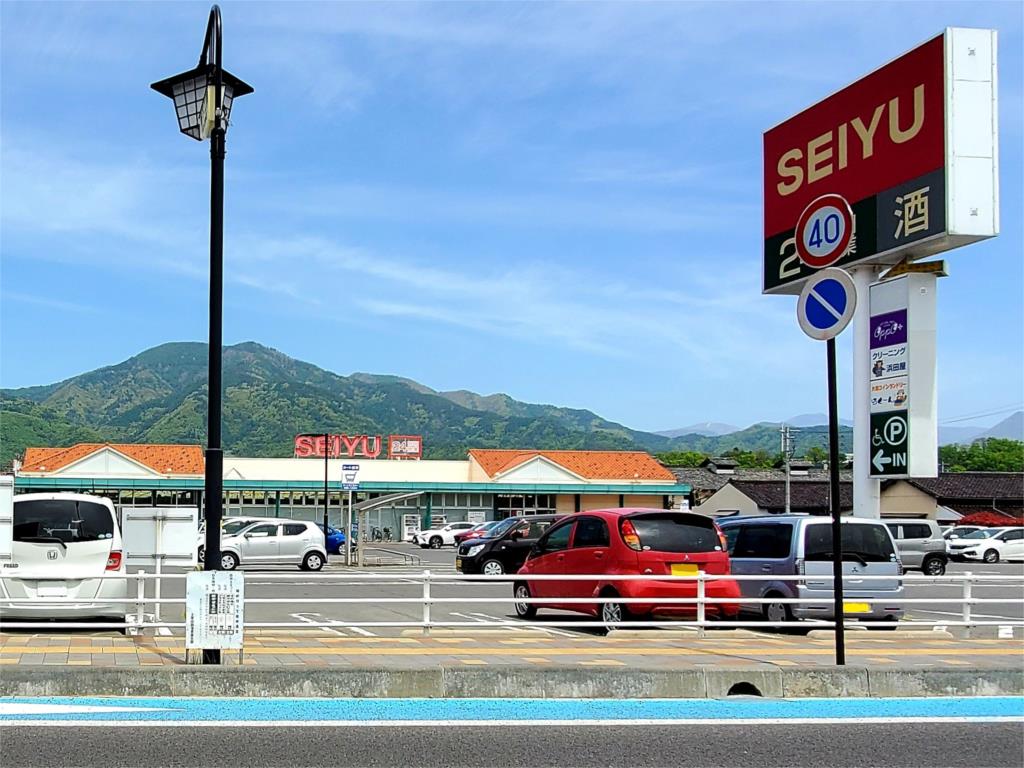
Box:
left=946, top=527, right=1011, bottom=561
left=197, top=516, right=266, bottom=562
left=2, top=493, right=127, bottom=626
left=719, top=515, right=904, bottom=627
left=219, top=520, right=327, bottom=571
left=456, top=515, right=562, bottom=575
left=412, top=522, right=478, bottom=549
left=943, top=525, right=984, bottom=540
left=885, top=519, right=948, bottom=575
left=316, top=523, right=346, bottom=555
left=951, top=527, right=1024, bottom=563
left=513, top=509, right=741, bottom=629
left=454, top=521, right=502, bottom=545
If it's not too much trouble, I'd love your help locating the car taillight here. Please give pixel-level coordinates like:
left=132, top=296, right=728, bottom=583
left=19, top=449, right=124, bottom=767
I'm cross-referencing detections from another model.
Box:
left=106, top=551, right=123, bottom=571
left=714, top=523, right=728, bottom=551
left=621, top=519, right=642, bottom=551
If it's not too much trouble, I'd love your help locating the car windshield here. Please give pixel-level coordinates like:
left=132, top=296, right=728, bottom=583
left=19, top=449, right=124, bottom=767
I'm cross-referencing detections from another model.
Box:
left=627, top=513, right=721, bottom=553
left=13, top=499, right=114, bottom=544
left=486, top=518, right=523, bottom=538
left=961, top=529, right=1000, bottom=540
left=805, top=523, right=896, bottom=562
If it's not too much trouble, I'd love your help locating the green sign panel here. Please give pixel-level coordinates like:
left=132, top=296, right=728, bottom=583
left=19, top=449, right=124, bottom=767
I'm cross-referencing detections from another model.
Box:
left=870, top=411, right=909, bottom=477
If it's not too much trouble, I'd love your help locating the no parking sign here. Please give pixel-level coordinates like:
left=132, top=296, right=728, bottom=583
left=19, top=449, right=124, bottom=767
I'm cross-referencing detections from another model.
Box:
left=796, top=268, right=857, bottom=341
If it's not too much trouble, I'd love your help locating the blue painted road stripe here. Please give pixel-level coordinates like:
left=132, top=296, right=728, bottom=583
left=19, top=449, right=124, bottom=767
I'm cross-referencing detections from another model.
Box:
left=1, top=696, right=1021, bottom=725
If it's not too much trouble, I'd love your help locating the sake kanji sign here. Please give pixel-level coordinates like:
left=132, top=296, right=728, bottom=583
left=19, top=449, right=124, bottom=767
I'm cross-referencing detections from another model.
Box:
left=763, top=28, right=999, bottom=294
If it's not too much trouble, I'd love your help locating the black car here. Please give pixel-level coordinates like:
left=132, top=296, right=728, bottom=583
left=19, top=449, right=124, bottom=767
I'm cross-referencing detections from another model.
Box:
left=456, top=515, right=562, bottom=576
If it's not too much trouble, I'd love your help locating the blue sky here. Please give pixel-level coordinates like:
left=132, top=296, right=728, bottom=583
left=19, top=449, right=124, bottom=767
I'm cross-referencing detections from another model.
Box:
left=1, top=1, right=1021, bottom=434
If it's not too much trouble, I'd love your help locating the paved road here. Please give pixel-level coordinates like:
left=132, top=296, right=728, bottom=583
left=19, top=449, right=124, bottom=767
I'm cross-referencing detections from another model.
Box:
left=1, top=722, right=1020, bottom=767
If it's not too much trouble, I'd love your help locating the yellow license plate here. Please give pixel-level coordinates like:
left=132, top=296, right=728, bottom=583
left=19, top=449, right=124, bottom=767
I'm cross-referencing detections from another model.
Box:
left=671, top=564, right=699, bottom=576
left=843, top=602, right=871, bottom=614
left=455, top=558, right=462, bottom=571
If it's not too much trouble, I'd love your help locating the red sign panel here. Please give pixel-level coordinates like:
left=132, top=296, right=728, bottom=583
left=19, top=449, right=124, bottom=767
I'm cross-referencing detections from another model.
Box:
left=763, top=34, right=947, bottom=292
left=295, top=434, right=386, bottom=459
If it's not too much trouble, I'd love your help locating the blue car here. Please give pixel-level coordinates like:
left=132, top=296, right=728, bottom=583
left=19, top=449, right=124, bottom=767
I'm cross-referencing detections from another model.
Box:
left=316, top=524, right=346, bottom=555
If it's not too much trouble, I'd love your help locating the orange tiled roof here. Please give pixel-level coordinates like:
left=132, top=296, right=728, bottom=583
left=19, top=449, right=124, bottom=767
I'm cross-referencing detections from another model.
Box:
left=20, top=444, right=204, bottom=476
left=468, top=449, right=676, bottom=482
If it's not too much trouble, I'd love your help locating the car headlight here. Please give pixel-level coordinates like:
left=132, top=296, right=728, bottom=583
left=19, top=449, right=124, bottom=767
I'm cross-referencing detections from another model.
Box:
left=466, top=544, right=486, bottom=557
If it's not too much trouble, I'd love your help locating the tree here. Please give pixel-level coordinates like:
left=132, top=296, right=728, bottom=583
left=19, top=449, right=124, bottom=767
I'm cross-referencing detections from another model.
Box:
left=656, top=450, right=707, bottom=467
left=939, top=439, right=1024, bottom=472
left=804, top=446, right=828, bottom=465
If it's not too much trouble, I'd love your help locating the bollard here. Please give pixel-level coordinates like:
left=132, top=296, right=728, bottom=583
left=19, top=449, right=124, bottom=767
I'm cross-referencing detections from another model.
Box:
left=696, top=571, right=706, bottom=638
left=962, top=571, right=973, bottom=627
left=422, top=570, right=431, bottom=636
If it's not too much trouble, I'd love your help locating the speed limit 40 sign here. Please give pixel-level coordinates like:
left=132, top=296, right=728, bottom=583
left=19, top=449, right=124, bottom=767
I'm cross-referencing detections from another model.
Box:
left=795, top=194, right=854, bottom=269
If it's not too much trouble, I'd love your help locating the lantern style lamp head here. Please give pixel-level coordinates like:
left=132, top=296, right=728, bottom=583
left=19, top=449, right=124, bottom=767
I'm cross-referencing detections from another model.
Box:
left=151, top=64, right=253, bottom=141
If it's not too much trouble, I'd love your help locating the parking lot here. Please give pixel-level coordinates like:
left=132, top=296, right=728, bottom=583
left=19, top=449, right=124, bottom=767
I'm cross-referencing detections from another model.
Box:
left=7, top=541, right=1020, bottom=640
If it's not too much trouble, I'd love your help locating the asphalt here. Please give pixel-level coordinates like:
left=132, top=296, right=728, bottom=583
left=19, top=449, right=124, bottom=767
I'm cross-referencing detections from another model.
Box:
left=113, top=548, right=1024, bottom=636
left=1, top=723, right=1021, bottom=767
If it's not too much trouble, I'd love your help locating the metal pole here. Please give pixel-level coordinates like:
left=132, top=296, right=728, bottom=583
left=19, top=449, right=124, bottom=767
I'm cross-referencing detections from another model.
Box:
left=345, top=490, right=353, bottom=566
left=323, top=432, right=329, bottom=560
left=201, top=5, right=225, bottom=666
left=852, top=265, right=880, bottom=517
left=827, top=337, right=846, bottom=666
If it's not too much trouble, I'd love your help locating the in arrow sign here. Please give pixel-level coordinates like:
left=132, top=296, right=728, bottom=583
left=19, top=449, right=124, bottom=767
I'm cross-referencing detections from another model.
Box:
left=872, top=450, right=893, bottom=473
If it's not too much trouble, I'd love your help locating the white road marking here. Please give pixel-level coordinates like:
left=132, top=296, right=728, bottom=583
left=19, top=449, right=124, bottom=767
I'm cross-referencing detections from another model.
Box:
left=909, top=609, right=1024, bottom=621
left=289, top=612, right=344, bottom=636
left=157, top=627, right=173, bottom=636
left=3, top=717, right=1020, bottom=728
left=998, top=625, right=1015, bottom=639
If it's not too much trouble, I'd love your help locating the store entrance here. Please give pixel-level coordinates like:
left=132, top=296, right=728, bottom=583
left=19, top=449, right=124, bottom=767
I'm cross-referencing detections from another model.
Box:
left=495, top=494, right=557, bottom=519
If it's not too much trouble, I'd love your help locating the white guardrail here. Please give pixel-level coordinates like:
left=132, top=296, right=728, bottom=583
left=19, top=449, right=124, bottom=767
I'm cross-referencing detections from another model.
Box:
left=0, top=571, right=1022, bottom=633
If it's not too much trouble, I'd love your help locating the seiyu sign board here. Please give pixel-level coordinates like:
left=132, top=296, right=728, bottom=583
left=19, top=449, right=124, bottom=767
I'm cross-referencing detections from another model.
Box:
left=763, top=28, right=999, bottom=294
left=868, top=274, right=938, bottom=478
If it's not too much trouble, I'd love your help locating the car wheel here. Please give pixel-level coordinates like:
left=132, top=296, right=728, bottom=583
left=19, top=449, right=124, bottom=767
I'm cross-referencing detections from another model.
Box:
left=514, top=583, right=536, bottom=619
left=922, top=556, right=946, bottom=576
left=197, top=547, right=205, bottom=564
left=429, top=537, right=443, bottom=549
left=302, top=552, right=325, bottom=572
left=762, top=593, right=794, bottom=626
left=482, top=559, right=505, bottom=576
left=600, top=592, right=629, bottom=633
left=983, top=549, right=1000, bottom=564
left=221, top=552, right=239, bottom=571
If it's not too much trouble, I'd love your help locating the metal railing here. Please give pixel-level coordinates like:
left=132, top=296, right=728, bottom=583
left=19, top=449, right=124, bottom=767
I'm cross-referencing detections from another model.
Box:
left=0, top=570, right=1021, bottom=634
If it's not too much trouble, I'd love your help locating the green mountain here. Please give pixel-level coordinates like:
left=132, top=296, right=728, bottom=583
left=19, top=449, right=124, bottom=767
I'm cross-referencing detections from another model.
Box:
left=0, top=341, right=852, bottom=467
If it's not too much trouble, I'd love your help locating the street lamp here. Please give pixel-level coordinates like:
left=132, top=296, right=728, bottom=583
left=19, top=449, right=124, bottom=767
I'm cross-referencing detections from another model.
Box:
left=151, top=5, right=252, bottom=665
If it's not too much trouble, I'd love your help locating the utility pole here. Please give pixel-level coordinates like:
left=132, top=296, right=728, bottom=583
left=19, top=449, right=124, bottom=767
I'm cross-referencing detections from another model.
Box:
left=781, top=425, right=797, bottom=515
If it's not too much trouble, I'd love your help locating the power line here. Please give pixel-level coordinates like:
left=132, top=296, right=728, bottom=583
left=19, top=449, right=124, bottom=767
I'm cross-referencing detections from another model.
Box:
left=940, top=403, right=1023, bottom=425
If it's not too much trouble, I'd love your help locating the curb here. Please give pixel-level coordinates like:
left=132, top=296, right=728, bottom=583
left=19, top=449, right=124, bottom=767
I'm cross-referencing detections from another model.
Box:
left=1, top=666, right=1020, bottom=699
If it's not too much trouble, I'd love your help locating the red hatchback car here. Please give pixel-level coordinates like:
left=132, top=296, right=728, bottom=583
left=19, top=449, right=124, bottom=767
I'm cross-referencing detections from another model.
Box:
left=513, top=509, right=741, bottom=627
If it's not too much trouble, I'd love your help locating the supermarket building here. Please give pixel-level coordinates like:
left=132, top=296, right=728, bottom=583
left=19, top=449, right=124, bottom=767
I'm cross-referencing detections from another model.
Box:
left=13, top=443, right=690, bottom=538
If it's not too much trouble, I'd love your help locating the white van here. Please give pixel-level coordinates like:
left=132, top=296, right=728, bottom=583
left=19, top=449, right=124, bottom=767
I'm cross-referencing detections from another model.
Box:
left=1, top=493, right=128, bottom=625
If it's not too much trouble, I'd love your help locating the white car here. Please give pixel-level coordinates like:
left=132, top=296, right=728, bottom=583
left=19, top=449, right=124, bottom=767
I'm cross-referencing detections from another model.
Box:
left=197, top=516, right=268, bottom=562
left=954, top=527, right=1024, bottom=564
left=412, top=522, right=477, bottom=549
left=1, top=493, right=127, bottom=626
left=219, top=519, right=327, bottom=571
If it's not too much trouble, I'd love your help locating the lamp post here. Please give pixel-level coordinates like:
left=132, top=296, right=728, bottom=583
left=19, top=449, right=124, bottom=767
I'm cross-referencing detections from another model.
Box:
left=151, top=5, right=252, bottom=665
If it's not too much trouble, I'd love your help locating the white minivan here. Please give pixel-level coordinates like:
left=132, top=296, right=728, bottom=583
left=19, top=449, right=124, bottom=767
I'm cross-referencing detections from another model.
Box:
left=1, top=493, right=128, bottom=625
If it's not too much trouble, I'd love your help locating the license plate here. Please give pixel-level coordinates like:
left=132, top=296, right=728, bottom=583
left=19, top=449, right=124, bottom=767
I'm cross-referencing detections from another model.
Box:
left=670, top=564, right=699, bottom=576
left=843, top=601, right=871, bottom=614
left=37, top=582, right=68, bottom=597
left=455, top=558, right=462, bottom=571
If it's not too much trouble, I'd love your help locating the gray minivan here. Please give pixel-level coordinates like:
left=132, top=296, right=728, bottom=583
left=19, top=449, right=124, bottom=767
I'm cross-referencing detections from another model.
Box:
left=719, top=515, right=904, bottom=627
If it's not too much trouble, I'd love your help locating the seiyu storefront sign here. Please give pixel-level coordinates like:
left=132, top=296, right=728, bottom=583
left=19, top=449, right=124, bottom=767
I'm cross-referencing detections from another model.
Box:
left=868, top=274, right=938, bottom=478
left=763, top=28, right=999, bottom=294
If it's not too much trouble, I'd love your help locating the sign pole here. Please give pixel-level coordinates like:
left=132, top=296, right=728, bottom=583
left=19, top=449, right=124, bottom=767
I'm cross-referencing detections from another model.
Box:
left=323, top=432, right=330, bottom=561
left=346, top=490, right=353, bottom=566
left=827, top=337, right=846, bottom=666
left=852, top=266, right=881, bottom=517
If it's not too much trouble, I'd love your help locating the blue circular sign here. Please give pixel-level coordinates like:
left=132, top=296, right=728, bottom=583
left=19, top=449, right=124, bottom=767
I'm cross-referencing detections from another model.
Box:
left=797, top=268, right=857, bottom=341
